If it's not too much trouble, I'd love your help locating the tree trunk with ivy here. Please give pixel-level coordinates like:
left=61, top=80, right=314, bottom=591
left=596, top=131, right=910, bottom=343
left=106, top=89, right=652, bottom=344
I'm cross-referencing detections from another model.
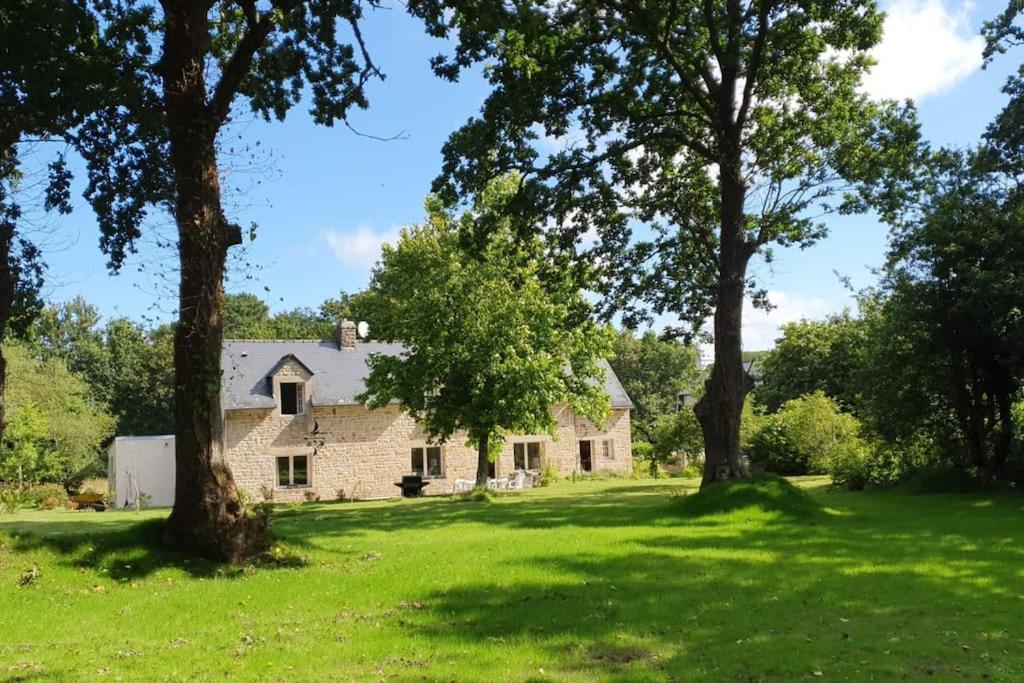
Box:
left=159, top=1, right=267, bottom=561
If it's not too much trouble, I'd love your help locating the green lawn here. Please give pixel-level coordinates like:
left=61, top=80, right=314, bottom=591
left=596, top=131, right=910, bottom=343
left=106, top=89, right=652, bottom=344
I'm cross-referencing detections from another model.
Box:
left=2, top=477, right=1024, bottom=681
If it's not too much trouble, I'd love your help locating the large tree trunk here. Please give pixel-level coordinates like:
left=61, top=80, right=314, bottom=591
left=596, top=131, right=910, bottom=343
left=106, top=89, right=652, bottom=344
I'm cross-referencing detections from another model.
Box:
left=695, top=166, right=752, bottom=489
left=0, top=142, right=18, bottom=456
left=475, top=432, right=490, bottom=488
left=159, top=1, right=266, bottom=561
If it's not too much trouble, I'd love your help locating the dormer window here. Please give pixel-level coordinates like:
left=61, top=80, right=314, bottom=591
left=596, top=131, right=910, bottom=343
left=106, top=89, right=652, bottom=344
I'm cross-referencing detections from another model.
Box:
left=280, top=382, right=304, bottom=415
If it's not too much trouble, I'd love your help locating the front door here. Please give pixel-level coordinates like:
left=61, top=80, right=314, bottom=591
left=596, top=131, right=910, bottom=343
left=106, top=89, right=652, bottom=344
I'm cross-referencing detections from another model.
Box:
left=579, top=440, right=593, bottom=472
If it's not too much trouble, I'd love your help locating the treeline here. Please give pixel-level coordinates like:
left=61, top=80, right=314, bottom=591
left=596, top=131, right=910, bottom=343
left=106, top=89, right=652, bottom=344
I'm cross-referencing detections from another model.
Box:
left=0, top=292, right=364, bottom=489
left=749, top=257, right=1024, bottom=489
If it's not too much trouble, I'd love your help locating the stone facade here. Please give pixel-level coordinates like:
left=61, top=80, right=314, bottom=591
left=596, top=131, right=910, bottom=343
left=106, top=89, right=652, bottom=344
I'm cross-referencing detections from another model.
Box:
left=223, top=359, right=632, bottom=502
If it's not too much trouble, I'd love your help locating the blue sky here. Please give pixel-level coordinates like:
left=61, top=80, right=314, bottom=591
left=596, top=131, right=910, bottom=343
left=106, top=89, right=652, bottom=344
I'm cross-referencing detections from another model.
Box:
left=28, top=0, right=1021, bottom=348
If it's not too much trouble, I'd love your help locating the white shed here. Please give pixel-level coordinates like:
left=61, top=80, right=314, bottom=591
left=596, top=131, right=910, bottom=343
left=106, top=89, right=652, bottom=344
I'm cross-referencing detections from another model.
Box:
left=107, top=435, right=176, bottom=508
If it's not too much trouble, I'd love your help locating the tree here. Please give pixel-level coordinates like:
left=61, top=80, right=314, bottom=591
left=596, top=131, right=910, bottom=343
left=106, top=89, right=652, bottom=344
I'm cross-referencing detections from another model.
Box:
left=104, top=319, right=176, bottom=436
left=358, top=177, right=614, bottom=486
left=78, top=0, right=387, bottom=560
left=609, top=330, right=700, bottom=444
left=0, top=0, right=118, bottom=453
left=877, top=152, right=1024, bottom=478
left=223, top=293, right=271, bottom=339
left=0, top=342, right=115, bottom=488
left=410, top=0, right=922, bottom=487
left=224, top=291, right=368, bottom=340
left=755, top=312, right=867, bottom=414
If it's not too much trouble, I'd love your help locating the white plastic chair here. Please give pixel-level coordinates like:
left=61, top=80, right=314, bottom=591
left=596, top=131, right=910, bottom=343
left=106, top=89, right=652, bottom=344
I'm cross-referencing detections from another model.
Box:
left=508, top=471, right=526, bottom=490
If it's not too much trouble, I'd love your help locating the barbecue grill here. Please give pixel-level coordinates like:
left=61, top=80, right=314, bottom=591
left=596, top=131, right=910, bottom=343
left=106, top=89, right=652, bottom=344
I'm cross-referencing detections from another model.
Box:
left=395, top=474, right=429, bottom=497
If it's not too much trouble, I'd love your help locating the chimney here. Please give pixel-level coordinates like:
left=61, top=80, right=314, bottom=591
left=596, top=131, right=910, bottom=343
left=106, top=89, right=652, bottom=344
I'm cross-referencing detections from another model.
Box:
left=336, top=319, right=357, bottom=350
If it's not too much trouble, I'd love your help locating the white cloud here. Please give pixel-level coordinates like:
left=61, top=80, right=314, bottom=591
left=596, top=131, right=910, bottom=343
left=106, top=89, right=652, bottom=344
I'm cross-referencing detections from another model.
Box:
left=322, top=224, right=401, bottom=270
left=742, top=290, right=832, bottom=351
left=862, top=0, right=983, bottom=101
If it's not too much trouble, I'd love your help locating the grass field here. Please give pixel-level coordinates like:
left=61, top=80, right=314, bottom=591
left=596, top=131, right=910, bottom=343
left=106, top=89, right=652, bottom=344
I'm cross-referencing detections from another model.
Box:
left=2, top=477, right=1024, bottom=681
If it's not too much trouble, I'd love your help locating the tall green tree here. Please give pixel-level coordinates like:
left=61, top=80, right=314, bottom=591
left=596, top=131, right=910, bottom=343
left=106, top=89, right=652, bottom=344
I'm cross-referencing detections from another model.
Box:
left=0, top=0, right=118, bottom=452
left=755, top=311, right=867, bottom=414
left=0, top=342, right=115, bottom=488
left=609, top=330, right=700, bottom=443
left=78, top=0, right=387, bottom=560
left=410, top=0, right=922, bottom=487
left=223, top=293, right=272, bottom=339
left=879, top=151, right=1024, bottom=477
left=358, top=177, right=614, bottom=486
left=29, top=299, right=177, bottom=437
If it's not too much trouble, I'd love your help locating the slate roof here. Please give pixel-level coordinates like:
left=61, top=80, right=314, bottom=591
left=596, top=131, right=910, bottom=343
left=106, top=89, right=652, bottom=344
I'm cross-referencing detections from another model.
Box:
left=221, top=339, right=633, bottom=411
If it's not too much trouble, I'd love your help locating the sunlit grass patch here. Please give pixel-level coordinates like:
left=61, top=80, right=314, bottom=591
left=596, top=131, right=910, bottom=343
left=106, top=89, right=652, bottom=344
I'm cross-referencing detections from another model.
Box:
left=1, top=477, right=1023, bottom=680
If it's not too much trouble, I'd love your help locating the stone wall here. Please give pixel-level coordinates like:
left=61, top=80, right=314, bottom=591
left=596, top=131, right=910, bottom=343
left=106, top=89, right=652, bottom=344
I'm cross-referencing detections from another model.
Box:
left=224, top=398, right=633, bottom=503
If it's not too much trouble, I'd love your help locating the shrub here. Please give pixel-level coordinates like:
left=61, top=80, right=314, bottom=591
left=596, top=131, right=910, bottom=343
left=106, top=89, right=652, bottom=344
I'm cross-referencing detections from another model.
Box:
left=303, top=490, right=320, bottom=503
left=27, top=484, right=68, bottom=509
left=828, top=440, right=870, bottom=490
left=748, top=420, right=806, bottom=474
left=680, top=456, right=704, bottom=478
left=749, top=391, right=862, bottom=476
left=537, top=464, right=561, bottom=487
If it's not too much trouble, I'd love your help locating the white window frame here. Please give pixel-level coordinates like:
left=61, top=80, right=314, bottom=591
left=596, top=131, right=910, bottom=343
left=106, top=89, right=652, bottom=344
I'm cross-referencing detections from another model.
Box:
left=410, top=445, right=444, bottom=478
left=513, top=441, right=543, bottom=471
left=278, top=381, right=305, bottom=416
left=276, top=453, right=311, bottom=488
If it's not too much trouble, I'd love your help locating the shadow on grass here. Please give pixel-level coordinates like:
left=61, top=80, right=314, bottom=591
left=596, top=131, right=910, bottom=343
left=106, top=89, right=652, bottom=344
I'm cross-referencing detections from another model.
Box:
left=391, top=498, right=1024, bottom=680
left=671, top=474, right=823, bottom=521
left=1, top=517, right=308, bottom=581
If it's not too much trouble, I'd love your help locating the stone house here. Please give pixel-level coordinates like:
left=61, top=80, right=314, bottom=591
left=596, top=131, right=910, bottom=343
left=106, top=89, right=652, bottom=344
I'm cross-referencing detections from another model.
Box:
left=222, top=322, right=633, bottom=502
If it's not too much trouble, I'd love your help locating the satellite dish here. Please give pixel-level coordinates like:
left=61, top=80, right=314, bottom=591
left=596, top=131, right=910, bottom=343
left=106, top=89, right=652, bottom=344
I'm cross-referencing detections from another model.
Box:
left=356, top=321, right=369, bottom=339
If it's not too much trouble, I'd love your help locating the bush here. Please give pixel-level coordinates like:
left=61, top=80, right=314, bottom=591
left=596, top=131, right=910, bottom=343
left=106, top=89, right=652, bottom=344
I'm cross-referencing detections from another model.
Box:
left=680, top=456, right=704, bottom=478
left=537, top=464, right=561, bottom=487
left=0, top=483, right=69, bottom=512
left=748, top=420, right=806, bottom=474
left=749, top=391, right=862, bottom=476
left=828, top=440, right=870, bottom=490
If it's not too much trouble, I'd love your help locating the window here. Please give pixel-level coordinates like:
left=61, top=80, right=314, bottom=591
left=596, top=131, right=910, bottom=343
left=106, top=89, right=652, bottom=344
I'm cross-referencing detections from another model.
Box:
left=280, top=382, right=304, bottom=415
left=411, top=446, right=443, bottom=477
left=603, top=439, right=615, bottom=460
left=276, top=454, right=309, bottom=487
left=514, top=442, right=542, bottom=471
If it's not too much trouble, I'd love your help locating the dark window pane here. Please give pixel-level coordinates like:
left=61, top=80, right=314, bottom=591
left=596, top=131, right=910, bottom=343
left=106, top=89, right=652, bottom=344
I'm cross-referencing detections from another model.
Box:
left=280, top=382, right=299, bottom=415
left=513, top=443, right=526, bottom=470
left=426, top=447, right=442, bottom=476
left=292, top=456, right=308, bottom=486
left=277, top=456, right=290, bottom=486
left=527, top=442, right=541, bottom=470
left=411, top=448, right=424, bottom=475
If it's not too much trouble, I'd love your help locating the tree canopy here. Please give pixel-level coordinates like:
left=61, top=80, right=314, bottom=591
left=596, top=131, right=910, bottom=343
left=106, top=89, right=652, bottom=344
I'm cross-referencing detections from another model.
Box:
left=409, top=0, right=922, bottom=486
left=755, top=311, right=867, bottom=414
left=358, top=176, right=614, bottom=485
left=0, top=342, right=115, bottom=488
